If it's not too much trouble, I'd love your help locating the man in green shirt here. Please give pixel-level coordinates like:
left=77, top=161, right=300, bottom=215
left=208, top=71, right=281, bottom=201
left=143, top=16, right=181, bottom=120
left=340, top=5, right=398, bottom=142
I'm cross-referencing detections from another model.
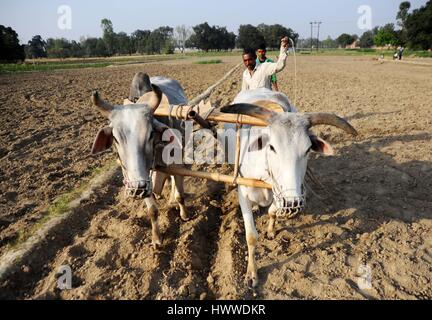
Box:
left=256, top=44, right=279, bottom=91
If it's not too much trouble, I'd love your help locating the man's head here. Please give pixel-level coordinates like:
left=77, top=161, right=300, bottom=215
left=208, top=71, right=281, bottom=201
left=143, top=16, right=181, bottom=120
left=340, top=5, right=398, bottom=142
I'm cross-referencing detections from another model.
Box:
left=256, top=44, right=267, bottom=62
left=242, top=48, right=257, bottom=71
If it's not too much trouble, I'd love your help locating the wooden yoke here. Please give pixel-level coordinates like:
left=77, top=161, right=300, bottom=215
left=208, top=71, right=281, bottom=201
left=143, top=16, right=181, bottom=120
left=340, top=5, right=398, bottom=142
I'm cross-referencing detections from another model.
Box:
left=122, top=97, right=285, bottom=190
left=124, top=98, right=270, bottom=127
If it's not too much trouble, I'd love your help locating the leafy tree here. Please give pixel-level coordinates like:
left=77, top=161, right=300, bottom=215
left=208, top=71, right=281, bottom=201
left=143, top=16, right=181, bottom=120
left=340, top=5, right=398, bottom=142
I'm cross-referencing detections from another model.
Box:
left=46, top=38, right=69, bottom=58
left=145, top=26, right=174, bottom=54
left=44, top=38, right=82, bottom=58
left=115, top=32, right=133, bottom=55
left=397, top=1, right=411, bottom=45
left=216, top=27, right=236, bottom=51
left=359, top=27, right=379, bottom=48
left=26, top=35, right=47, bottom=58
left=96, top=38, right=109, bottom=57
left=397, top=1, right=412, bottom=27
left=101, top=18, right=115, bottom=55
left=81, top=37, right=99, bottom=57
left=237, top=24, right=265, bottom=50
left=69, top=40, right=83, bottom=58
left=405, top=0, right=432, bottom=50
left=0, top=25, right=25, bottom=62
left=374, top=24, right=399, bottom=47
left=187, top=23, right=236, bottom=51
left=174, top=25, right=192, bottom=53
left=131, top=30, right=151, bottom=54
left=336, top=33, right=357, bottom=47
left=188, top=22, right=213, bottom=51
left=321, top=36, right=337, bottom=48
left=257, top=24, right=298, bottom=49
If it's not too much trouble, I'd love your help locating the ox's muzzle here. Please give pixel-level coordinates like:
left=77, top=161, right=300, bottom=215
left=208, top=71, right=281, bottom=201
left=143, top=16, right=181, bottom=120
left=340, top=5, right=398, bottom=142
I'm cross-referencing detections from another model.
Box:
left=124, top=179, right=153, bottom=199
left=273, top=189, right=306, bottom=220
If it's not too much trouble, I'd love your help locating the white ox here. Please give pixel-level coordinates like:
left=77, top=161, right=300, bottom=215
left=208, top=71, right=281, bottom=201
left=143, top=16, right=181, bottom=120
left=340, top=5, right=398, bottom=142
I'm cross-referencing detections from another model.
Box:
left=221, top=88, right=357, bottom=287
left=91, top=74, right=189, bottom=248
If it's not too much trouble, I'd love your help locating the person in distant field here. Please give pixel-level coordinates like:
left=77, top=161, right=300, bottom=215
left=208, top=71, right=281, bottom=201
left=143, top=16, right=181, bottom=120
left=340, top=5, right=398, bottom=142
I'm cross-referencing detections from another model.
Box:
left=398, top=46, right=405, bottom=60
left=241, top=36, right=289, bottom=91
left=256, top=44, right=279, bottom=91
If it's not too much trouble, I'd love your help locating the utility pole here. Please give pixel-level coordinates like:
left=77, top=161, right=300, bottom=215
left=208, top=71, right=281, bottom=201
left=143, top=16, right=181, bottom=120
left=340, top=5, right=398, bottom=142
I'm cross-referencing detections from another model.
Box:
left=316, top=21, right=322, bottom=51
left=310, top=22, right=313, bottom=51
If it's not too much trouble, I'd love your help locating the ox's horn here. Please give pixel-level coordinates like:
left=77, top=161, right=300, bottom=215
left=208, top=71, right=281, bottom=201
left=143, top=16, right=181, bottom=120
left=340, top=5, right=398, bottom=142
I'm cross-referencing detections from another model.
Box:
left=220, top=103, right=276, bottom=124
left=91, top=91, right=114, bottom=117
left=149, top=84, right=163, bottom=111
left=306, top=113, right=358, bottom=136
left=136, top=84, right=165, bottom=113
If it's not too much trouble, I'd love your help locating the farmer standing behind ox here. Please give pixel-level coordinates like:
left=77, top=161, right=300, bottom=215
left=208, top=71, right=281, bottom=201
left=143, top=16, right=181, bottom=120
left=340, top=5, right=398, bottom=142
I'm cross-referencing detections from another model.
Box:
left=256, top=44, right=279, bottom=91
left=241, top=36, right=289, bottom=91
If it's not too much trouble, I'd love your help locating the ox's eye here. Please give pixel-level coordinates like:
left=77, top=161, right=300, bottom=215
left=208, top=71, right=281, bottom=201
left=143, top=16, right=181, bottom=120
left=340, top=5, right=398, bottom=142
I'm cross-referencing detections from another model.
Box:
left=269, top=145, right=276, bottom=153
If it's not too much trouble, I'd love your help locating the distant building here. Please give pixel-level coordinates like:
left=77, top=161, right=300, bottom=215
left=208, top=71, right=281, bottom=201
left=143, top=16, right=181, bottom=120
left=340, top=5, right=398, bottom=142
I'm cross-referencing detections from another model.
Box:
left=346, top=39, right=360, bottom=49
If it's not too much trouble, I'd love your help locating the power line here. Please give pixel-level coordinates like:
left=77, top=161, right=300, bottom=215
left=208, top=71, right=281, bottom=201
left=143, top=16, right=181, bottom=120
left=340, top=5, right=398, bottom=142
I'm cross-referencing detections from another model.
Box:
left=309, top=21, right=323, bottom=51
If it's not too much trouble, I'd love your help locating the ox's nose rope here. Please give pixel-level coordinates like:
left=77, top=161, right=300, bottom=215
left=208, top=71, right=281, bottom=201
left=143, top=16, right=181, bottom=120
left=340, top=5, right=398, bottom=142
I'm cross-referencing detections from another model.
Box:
left=264, top=145, right=306, bottom=220
left=114, top=140, right=155, bottom=199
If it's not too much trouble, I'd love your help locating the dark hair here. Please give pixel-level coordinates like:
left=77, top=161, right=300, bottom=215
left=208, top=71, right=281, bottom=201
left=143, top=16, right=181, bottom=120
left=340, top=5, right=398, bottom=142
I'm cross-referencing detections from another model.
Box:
left=242, top=48, right=256, bottom=58
left=257, top=43, right=267, bottom=51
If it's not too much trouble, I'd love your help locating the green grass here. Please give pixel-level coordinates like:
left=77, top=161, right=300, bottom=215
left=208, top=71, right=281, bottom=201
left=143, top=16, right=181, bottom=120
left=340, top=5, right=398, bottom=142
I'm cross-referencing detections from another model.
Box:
left=193, top=59, right=223, bottom=64
left=0, top=54, right=187, bottom=74
left=2, top=48, right=430, bottom=74
left=0, top=62, right=111, bottom=73
left=408, top=50, right=432, bottom=58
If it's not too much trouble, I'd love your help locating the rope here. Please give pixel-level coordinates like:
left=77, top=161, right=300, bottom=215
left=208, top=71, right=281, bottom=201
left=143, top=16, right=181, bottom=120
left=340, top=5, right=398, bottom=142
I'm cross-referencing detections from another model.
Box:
left=289, top=37, right=298, bottom=107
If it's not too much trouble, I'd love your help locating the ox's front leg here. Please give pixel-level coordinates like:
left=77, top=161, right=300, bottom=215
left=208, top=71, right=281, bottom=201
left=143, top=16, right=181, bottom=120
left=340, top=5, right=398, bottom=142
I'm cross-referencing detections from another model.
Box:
left=267, top=203, right=278, bottom=240
left=144, top=196, right=162, bottom=249
left=172, top=175, right=189, bottom=221
left=238, top=188, right=259, bottom=288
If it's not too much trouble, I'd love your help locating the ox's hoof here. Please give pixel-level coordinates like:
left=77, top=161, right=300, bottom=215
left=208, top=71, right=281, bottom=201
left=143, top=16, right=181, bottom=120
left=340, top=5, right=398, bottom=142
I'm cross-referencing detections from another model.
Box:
left=151, top=234, right=162, bottom=250
left=180, top=210, right=190, bottom=222
left=266, top=230, right=276, bottom=240
left=151, top=239, right=162, bottom=250
left=245, top=271, right=259, bottom=288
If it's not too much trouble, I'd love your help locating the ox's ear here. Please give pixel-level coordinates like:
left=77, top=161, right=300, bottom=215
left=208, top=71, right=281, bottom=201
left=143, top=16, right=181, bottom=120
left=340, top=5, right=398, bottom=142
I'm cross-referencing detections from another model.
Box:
left=91, top=127, right=113, bottom=155
left=248, top=134, right=269, bottom=152
left=309, top=135, right=334, bottom=156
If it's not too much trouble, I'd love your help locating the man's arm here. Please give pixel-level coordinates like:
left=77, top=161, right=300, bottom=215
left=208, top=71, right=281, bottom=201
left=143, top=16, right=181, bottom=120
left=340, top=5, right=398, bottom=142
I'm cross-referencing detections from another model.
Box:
left=261, top=37, right=289, bottom=76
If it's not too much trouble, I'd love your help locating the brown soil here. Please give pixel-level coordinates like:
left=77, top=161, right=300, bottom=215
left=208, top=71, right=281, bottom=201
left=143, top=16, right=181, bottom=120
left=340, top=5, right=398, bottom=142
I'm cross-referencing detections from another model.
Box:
left=0, top=56, right=431, bottom=300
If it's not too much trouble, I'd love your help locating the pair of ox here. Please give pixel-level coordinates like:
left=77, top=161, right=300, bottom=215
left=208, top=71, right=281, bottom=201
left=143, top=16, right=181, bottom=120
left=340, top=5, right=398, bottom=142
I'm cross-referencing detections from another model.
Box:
left=91, top=74, right=357, bottom=288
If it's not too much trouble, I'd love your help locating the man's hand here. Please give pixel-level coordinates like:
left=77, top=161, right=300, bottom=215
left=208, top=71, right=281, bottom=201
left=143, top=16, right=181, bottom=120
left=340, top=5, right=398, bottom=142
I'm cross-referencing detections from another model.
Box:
left=281, top=36, right=289, bottom=51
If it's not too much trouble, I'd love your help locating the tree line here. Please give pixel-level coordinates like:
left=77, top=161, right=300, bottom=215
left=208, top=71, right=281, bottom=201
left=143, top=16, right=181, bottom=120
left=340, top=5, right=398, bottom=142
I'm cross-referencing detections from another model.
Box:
left=300, top=1, right=432, bottom=50
left=1, top=1, right=430, bottom=63
left=1, top=19, right=299, bottom=62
